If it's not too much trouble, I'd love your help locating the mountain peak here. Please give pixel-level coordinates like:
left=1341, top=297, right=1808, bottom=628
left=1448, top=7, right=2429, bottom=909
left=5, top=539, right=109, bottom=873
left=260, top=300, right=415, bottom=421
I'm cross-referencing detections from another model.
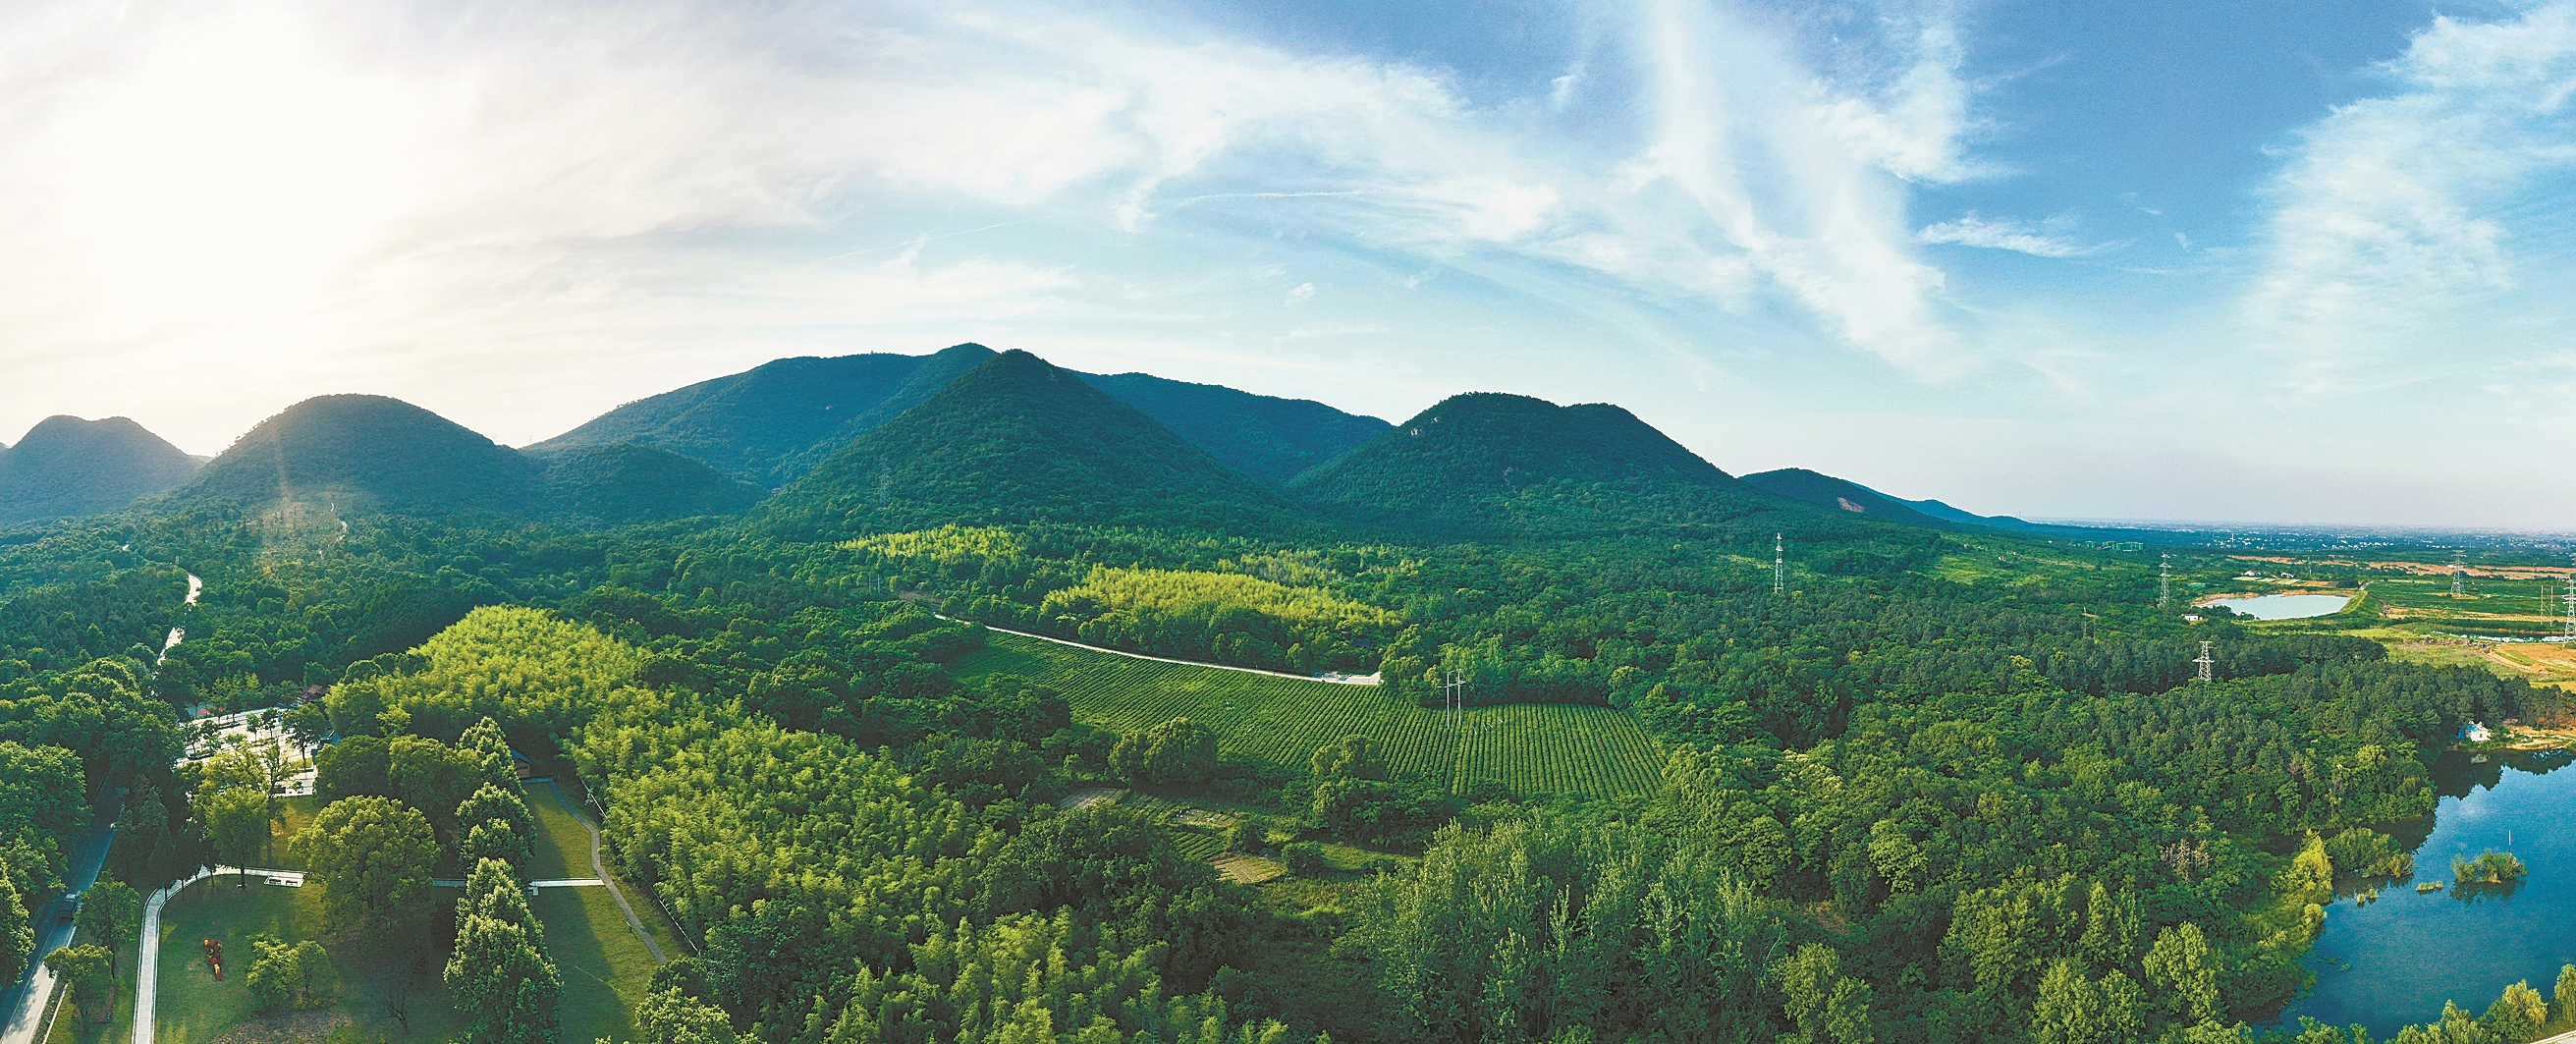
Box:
left=169, top=394, right=539, bottom=512
left=764, top=350, right=1297, bottom=536
left=1284, top=391, right=1763, bottom=537
left=0, top=414, right=201, bottom=523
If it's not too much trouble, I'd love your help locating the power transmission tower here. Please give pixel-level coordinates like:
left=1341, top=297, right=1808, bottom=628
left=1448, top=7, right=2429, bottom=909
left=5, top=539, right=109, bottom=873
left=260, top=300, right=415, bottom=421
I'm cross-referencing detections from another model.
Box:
left=2561, top=560, right=2575, bottom=642
left=1775, top=534, right=1785, bottom=596
left=2160, top=553, right=2172, bottom=609
left=2452, top=550, right=2467, bottom=598
left=2194, top=640, right=2215, bottom=684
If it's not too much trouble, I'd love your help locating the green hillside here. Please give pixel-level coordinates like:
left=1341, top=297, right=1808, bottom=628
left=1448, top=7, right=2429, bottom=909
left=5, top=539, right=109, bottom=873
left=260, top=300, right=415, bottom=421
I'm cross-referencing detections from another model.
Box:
left=526, top=343, right=998, bottom=485
left=0, top=415, right=201, bottom=523
left=167, top=394, right=541, bottom=512
left=764, top=350, right=1303, bottom=537
left=1076, top=372, right=1389, bottom=486
left=542, top=442, right=764, bottom=523
left=1740, top=467, right=1950, bottom=527
left=1283, top=392, right=1777, bottom=538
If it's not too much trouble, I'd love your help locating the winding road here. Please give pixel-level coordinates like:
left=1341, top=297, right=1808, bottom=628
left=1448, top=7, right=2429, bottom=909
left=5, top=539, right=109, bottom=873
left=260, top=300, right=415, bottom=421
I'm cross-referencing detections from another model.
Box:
left=538, top=781, right=666, bottom=965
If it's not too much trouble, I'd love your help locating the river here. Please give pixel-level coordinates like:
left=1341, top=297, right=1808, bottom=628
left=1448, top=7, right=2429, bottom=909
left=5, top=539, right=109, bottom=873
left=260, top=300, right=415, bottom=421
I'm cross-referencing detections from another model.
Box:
left=2275, top=749, right=2576, bottom=1036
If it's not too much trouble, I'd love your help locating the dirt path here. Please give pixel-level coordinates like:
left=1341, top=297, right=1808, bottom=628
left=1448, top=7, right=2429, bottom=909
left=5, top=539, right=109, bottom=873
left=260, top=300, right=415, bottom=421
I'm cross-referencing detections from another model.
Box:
left=538, top=780, right=667, bottom=965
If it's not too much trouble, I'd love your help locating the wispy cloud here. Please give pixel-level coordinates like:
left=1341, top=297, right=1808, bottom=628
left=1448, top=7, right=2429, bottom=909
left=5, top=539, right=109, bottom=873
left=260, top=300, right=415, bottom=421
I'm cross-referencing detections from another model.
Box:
left=1919, top=214, right=2116, bottom=257
left=2242, top=2, right=2576, bottom=371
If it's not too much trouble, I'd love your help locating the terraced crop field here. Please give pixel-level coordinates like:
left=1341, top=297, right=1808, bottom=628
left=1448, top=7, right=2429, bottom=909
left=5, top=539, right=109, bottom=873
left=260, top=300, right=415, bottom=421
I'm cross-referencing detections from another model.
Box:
left=953, top=632, right=1665, bottom=798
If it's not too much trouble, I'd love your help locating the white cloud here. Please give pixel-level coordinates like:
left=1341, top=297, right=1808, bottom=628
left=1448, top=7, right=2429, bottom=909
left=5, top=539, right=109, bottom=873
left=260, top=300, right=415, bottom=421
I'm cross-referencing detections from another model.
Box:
left=0, top=0, right=2001, bottom=448
left=2242, top=2, right=2576, bottom=369
left=1284, top=282, right=1317, bottom=306
left=1919, top=214, right=2115, bottom=257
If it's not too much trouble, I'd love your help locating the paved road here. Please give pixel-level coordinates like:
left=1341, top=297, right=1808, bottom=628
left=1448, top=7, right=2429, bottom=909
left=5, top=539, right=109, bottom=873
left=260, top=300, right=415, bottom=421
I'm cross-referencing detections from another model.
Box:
left=0, top=813, right=115, bottom=1044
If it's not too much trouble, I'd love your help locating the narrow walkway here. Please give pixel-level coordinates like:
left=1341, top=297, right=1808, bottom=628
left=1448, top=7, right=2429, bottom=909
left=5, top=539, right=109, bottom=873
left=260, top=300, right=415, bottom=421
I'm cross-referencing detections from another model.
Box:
left=935, top=616, right=1382, bottom=686
left=538, top=781, right=666, bottom=964
left=132, top=867, right=224, bottom=1044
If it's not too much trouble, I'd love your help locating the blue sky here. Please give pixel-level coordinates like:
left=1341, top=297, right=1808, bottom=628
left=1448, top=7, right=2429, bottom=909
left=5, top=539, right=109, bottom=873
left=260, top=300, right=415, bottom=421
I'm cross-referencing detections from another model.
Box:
left=3, top=0, right=2574, bottom=526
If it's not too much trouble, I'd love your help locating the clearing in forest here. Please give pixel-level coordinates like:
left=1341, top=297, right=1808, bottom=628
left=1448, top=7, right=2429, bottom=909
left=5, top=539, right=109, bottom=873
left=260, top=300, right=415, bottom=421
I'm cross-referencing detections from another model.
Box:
left=952, top=632, right=1665, bottom=798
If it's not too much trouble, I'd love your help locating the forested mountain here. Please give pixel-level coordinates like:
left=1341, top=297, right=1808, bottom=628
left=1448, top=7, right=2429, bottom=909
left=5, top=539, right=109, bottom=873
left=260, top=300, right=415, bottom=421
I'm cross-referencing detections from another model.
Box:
left=1897, top=493, right=2053, bottom=532
left=532, top=344, right=1390, bottom=491
left=541, top=442, right=764, bottom=523
left=1741, top=467, right=1953, bottom=526
left=1283, top=392, right=1779, bottom=537
left=1075, top=372, right=1389, bottom=486
left=763, top=350, right=1300, bottom=537
left=165, top=394, right=542, bottom=513
left=524, top=343, right=999, bottom=486
left=0, top=415, right=201, bottom=523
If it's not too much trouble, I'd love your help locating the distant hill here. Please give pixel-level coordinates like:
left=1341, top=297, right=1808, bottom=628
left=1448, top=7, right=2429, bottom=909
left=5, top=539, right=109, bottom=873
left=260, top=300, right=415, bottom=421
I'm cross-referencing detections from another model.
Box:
left=1896, top=494, right=2051, bottom=532
left=526, top=343, right=998, bottom=487
left=543, top=443, right=764, bottom=524
left=169, top=394, right=541, bottom=512
left=763, top=350, right=1299, bottom=536
left=1739, top=468, right=1953, bottom=527
left=1283, top=392, right=1774, bottom=538
left=1074, top=372, right=1389, bottom=486
left=0, top=415, right=202, bottom=523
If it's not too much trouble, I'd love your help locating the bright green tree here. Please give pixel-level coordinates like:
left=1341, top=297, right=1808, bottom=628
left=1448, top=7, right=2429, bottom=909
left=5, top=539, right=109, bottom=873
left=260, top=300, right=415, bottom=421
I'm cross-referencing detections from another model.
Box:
left=1109, top=717, right=1219, bottom=786
left=447, top=859, right=560, bottom=1044
left=2145, top=923, right=2221, bottom=1026
left=195, top=782, right=272, bottom=887
left=245, top=937, right=339, bottom=1011
left=634, top=987, right=736, bottom=1044
left=45, top=944, right=116, bottom=1022
left=292, top=796, right=439, bottom=938
left=75, top=879, right=140, bottom=952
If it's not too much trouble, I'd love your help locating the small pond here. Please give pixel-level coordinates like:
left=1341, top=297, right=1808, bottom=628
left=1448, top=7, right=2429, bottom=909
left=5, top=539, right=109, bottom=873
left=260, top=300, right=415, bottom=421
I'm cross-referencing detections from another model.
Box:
left=2202, top=592, right=2351, bottom=620
left=2274, top=750, right=2576, bottom=1036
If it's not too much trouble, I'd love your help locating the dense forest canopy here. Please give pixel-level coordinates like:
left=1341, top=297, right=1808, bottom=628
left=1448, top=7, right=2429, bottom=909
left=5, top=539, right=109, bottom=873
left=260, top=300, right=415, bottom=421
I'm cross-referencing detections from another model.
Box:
left=4, top=346, right=2570, bottom=1044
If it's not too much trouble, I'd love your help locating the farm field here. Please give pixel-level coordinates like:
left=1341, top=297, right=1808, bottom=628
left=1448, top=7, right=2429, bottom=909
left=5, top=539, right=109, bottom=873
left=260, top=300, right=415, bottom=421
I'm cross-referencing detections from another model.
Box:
left=951, top=632, right=1665, bottom=797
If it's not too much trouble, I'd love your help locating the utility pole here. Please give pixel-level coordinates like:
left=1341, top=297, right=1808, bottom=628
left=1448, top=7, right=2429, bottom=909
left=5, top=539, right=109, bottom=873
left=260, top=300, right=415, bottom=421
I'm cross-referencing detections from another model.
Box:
left=2160, top=553, right=2172, bottom=610
left=1442, top=667, right=1466, bottom=729
left=1775, top=534, right=1786, bottom=596
left=2195, top=640, right=2215, bottom=684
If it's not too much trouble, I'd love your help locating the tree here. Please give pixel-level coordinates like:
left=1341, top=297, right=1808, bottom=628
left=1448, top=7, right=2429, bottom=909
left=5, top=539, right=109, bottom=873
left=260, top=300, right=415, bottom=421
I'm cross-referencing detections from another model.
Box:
left=1779, top=943, right=1872, bottom=1044
left=447, top=859, right=561, bottom=1044
left=1108, top=717, right=1218, bottom=786
left=292, top=796, right=439, bottom=938
left=0, top=876, right=31, bottom=983
left=2145, top=923, right=2221, bottom=1026
left=245, top=937, right=339, bottom=1011
left=456, top=784, right=538, bottom=849
left=109, top=793, right=175, bottom=888
left=45, top=944, right=116, bottom=1022
left=76, top=880, right=140, bottom=952
left=635, top=987, right=736, bottom=1044
left=462, top=820, right=533, bottom=879
left=2032, top=961, right=2105, bottom=1044
left=1310, top=736, right=1385, bottom=781
left=2487, top=980, right=2547, bottom=1040
left=195, top=781, right=271, bottom=887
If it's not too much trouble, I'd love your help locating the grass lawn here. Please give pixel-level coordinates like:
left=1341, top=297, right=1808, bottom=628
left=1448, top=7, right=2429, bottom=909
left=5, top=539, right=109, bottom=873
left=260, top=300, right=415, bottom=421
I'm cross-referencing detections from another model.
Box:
left=526, top=780, right=692, bottom=962
left=149, top=878, right=464, bottom=1044
left=533, top=888, right=656, bottom=1044
left=261, top=797, right=326, bottom=872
